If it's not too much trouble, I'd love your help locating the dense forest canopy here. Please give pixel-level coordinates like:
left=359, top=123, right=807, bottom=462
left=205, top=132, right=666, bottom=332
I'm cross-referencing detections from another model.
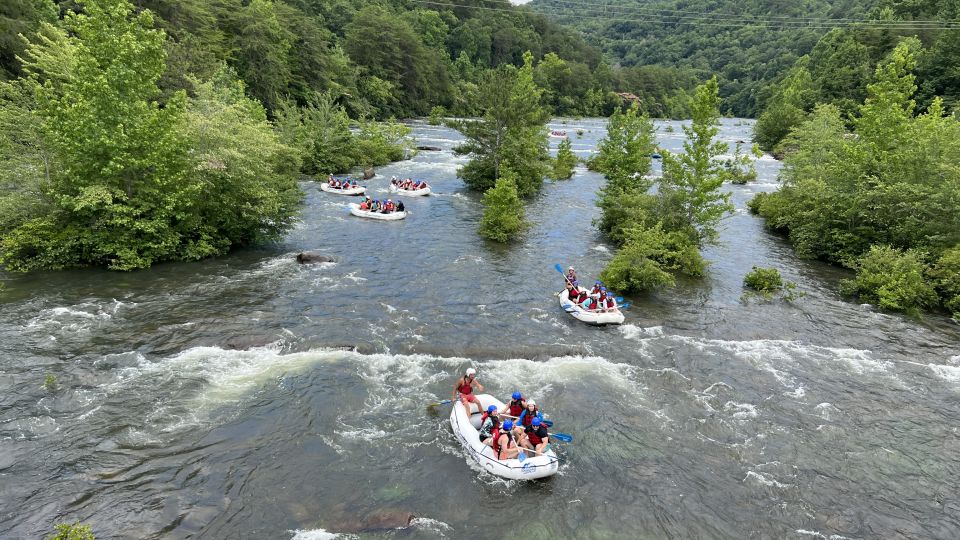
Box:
left=530, top=0, right=959, bottom=117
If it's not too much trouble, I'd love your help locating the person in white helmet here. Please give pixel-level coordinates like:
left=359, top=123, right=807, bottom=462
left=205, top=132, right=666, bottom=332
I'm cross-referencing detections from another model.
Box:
left=452, top=367, right=484, bottom=417
left=566, top=266, right=578, bottom=287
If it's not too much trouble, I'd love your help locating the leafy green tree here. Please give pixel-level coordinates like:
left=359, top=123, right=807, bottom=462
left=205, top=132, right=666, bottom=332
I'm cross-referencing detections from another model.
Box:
left=275, top=92, right=354, bottom=175
left=599, top=223, right=705, bottom=292
left=454, top=52, right=550, bottom=197
left=551, top=137, right=576, bottom=180
left=224, top=0, right=293, bottom=112
left=351, top=118, right=414, bottom=168
left=840, top=245, right=938, bottom=316
left=479, top=166, right=527, bottom=243
left=930, top=247, right=960, bottom=318
left=658, top=77, right=734, bottom=244
left=182, top=67, right=302, bottom=256
left=0, top=0, right=58, bottom=80
left=2, top=0, right=196, bottom=271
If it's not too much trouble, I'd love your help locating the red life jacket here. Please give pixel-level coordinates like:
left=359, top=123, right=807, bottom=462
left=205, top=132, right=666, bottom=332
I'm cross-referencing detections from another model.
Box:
left=493, top=430, right=513, bottom=458
left=490, top=427, right=501, bottom=452
left=458, top=379, right=473, bottom=395
left=508, top=400, right=524, bottom=417
left=578, top=291, right=588, bottom=304
left=527, top=426, right=547, bottom=446
left=606, top=297, right=616, bottom=309
left=567, top=288, right=578, bottom=300
left=591, top=285, right=601, bottom=295
left=521, top=408, right=539, bottom=427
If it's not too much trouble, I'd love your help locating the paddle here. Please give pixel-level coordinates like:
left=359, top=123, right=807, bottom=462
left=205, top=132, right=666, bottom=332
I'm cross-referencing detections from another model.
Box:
left=550, top=432, right=573, bottom=443
left=501, top=413, right=553, bottom=428
left=554, top=263, right=576, bottom=288
left=427, top=399, right=452, bottom=408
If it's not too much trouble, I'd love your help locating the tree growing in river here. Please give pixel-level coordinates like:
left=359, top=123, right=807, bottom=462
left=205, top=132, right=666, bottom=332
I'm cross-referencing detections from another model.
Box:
left=453, top=51, right=550, bottom=198
left=551, top=137, right=577, bottom=180
left=0, top=0, right=301, bottom=271
left=479, top=166, right=527, bottom=243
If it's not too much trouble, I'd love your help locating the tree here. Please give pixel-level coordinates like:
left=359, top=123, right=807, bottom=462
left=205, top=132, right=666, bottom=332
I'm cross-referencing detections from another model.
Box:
left=224, top=0, right=293, bottom=112
left=0, top=0, right=58, bottom=80
left=454, top=51, right=550, bottom=197
left=599, top=223, right=705, bottom=292
left=551, top=137, right=576, bottom=180
left=274, top=92, right=354, bottom=175
left=658, top=77, right=734, bottom=245
left=2, top=0, right=196, bottom=271
left=479, top=166, right=527, bottom=242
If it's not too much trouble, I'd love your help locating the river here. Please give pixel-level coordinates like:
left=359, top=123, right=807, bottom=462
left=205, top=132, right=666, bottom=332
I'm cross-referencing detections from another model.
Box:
left=1, top=119, right=958, bottom=539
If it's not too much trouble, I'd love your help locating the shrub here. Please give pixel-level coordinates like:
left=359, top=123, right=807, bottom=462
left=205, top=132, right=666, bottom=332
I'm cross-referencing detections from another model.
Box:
left=840, top=245, right=937, bottom=316
left=352, top=119, right=414, bottom=167
left=599, top=224, right=705, bottom=292
left=479, top=167, right=527, bottom=242
left=930, top=247, right=960, bottom=318
left=428, top=105, right=446, bottom=125
left=744, top=266, right=783, bottom=292
left=551, top=137, right=577, bottom=180
left=46, top=522, right=94, bottom=540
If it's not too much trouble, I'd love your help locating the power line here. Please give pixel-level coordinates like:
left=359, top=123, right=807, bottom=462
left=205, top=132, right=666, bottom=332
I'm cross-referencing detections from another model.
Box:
left=410, top=0, right=960, bottom=30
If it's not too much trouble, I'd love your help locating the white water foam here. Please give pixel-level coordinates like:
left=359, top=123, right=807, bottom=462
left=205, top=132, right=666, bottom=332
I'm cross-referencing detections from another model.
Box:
left=619, top=324, right=664, bottom=340
left=724, top=401, right=758, bottom=420
left=289, top=529, right=343, bottom=540
left=927, top=363, right=960, bottom=383
left=411, top=517, right=453, bottom=534
left=794, top=530, right=851, bottom=540
left=743, top=470, right=790, bottom=488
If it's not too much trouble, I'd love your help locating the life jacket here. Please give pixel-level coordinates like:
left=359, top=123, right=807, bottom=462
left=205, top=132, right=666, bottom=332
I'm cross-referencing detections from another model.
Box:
left=527, top=425, right=547, bottom=446
left=492, top=429, right=513, bottom=458
left=458, top=379, right=473, bottom=395
left=508, top=400, right=524, bottom=417
left=577, top=291, right=588, bottom=303
left=521, top=408, right=539, bottom=427
left=568, top=288, right=579, bottom=301
left=387, top=202, right=395, bottom=211
left=598, top=294, right=607, bottom=307
left=606, top=297, right=616, bottom=309
left=591, top=285, right=602, bottom=295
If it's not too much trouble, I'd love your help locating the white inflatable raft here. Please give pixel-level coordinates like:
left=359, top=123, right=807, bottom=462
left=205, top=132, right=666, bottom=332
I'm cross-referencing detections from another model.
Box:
left=558, top=288, right=625, bottom=326
left=450, top=394, right=559, bottom=480
left=348, top=203, right=407, bottom=221
left=389, top=183, right=431, bottom=196
left=321, top=183, right=366, bottom=196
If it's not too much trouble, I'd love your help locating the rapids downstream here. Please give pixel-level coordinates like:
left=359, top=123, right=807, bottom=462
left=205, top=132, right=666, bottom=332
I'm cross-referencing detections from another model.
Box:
left=1, top=119, right=959, bottom=539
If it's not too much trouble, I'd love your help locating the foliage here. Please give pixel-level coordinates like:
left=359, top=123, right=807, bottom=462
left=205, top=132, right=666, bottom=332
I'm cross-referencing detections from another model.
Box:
left=0, top=0, right=58, bottom=81
left=0, top=2, right=301, bottom=272
left=43, top=374, right=56, bottom=391
left=839, top=245, right=938, bottom=316
left=658, top=77, right=734, bottom=245
left=274, top=92, right=352, bottom=175
left=551, top=137, right=577, bottom=180
left=599, top=224, right=705, bottom=292
left=46, top=522, right=94, bottom=540
left=592, top=104, right=656, bottom=192
left=929, top=247, right=960, bottom=318
left=742, top=266, right=803, bottom=302
left=428, top=105, right=447, bottom=125
left=453, top=52, right=550, bottom=198
left=479, top=167, right=527, bottom=243
left=352, top=119, right=415, bottom=168
left=724, top=142, right=761, bottom=184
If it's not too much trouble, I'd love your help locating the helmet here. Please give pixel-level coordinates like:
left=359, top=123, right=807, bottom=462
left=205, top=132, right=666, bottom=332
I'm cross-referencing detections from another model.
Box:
left=527, top=399, right=536, bottom=407
left=502, top=420, right=514, bottom=430
left=568, top=267, right=574, bottom=271
left=465, top=367, right=476, bottom=376
left=595, top=281, right=601, bottom=285
left=487, top=405, right=497, bottom=414
left=387, top=199, right=392, bottom=203
left=512, top=391, right=522, bottom=400
left=601, top=287, right=607, bottom=292
left=531, top=418, right=541, bottom=427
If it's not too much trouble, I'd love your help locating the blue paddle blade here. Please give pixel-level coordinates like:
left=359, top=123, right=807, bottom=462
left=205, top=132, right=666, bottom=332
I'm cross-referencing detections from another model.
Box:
left=518, top=449, right=526, bottom=462
left=619, top=303, right=631, bottom=310
left=543, top=419, right=554, bottom=427
left=554, top=263, right=564, bottom=274
left=551, top=432, right=573, bottom=443
left=615, top=296, right=624, bottom=303
left=430, top=399, right=452, bottom=407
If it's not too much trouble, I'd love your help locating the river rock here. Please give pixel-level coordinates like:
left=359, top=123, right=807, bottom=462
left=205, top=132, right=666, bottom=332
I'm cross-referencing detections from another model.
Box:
left=328, top=509, right=415, bottom=533
left=416, top=145, right=442, bottom=151
left=296, top=252, right=334, bottom=264
left=362, top=167, right=375, bottom=179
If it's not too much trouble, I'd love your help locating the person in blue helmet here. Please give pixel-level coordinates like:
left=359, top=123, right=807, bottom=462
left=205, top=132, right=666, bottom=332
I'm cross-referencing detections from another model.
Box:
left=591, top=280, right=603, bottom=295
left=478, top=405, right=500, bottom=445
left=493, top=419, right=520, bottom=460
left=523, top=417, right=550, bottom=454
left=505, top=391, right=526, bottom=418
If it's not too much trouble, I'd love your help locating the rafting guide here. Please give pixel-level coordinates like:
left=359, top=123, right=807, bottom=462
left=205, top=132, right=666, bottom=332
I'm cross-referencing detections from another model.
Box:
left=452, top=367, right=484, bottom=416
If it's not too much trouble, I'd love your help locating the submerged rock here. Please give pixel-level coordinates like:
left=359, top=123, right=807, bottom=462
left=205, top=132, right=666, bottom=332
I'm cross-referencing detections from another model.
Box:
left=296, top=252, right=334, bottom=264
left=362, top=167, right=375, bottom=179
left=416, top=145, right=442, bottom=151
left=327, top=509, right=416, bottom=533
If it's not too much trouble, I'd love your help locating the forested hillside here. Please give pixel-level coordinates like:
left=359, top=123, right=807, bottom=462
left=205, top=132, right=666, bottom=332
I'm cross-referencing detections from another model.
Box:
left=530, top=0, right=958, bottom=117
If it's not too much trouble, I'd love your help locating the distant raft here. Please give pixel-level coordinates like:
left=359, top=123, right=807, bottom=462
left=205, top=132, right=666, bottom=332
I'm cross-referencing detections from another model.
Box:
left=550, top=130, right=568, bottom=138
left=450, top=394, right=560, bottom=480
left=557, top=288, right=625, bottom=326
left=321, top=183, right=366, bottom=196
left=389, top=183, right=431, bottom=196
left=348, top=203, right=407, bottom=220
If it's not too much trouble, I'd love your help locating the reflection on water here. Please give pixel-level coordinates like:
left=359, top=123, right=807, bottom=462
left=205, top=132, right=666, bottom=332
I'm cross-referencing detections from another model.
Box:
left=1, top=119, right=959, bottom=539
